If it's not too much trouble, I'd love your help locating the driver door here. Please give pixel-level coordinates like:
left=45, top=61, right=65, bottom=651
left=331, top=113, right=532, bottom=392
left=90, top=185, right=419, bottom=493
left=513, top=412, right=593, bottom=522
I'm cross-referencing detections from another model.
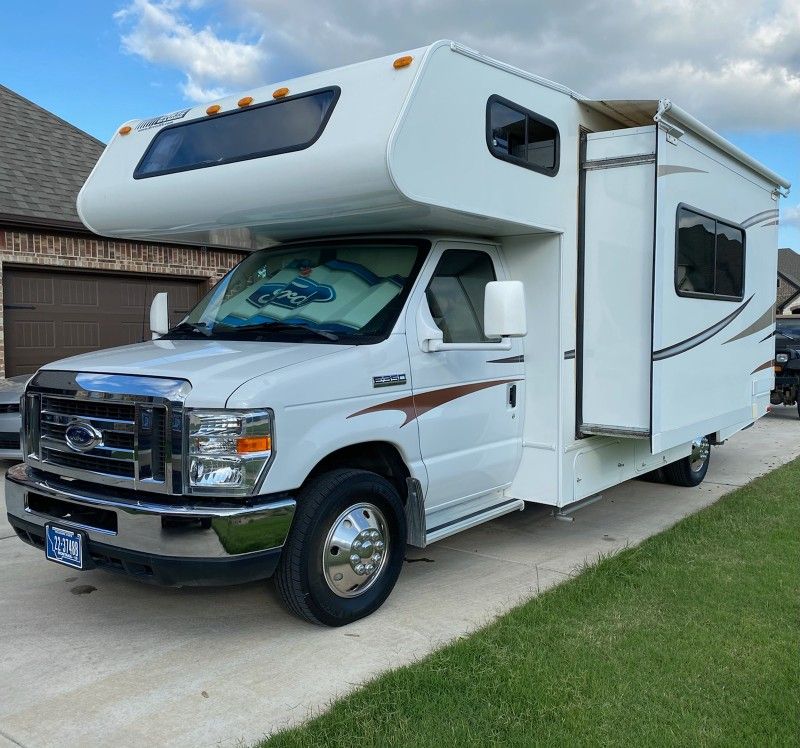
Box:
left=405, top=242, right=524, bottom=517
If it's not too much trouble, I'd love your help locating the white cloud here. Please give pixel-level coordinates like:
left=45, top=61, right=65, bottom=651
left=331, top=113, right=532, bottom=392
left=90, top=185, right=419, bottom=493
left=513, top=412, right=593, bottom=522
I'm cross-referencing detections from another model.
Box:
left=783, top=204, right=800, bottom=229
left=114, top=0, right=800, bottom=129
left=115, top=0, right=265, bottom=102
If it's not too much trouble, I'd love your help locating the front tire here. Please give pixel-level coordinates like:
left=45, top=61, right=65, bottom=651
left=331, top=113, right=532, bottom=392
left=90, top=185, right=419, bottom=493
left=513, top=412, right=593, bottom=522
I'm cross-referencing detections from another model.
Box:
left=663, top=437, right=711, bottom=487
left=275, top=469, right=406, bottom=626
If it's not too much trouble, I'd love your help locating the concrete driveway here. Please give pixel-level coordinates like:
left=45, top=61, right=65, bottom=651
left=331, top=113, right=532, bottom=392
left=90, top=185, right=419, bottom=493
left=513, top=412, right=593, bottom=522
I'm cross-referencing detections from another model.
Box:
left=1, top=409, right=797, bottom=748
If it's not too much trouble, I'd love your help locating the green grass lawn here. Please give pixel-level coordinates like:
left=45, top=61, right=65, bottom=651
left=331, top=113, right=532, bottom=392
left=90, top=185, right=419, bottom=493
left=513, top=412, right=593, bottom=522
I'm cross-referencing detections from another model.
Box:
left=264, top=459, right=800, bottom=747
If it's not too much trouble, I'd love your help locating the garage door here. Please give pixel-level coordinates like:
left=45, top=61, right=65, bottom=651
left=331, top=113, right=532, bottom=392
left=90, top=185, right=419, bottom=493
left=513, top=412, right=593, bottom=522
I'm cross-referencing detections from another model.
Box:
left=3, top=268, right=206, bottom=376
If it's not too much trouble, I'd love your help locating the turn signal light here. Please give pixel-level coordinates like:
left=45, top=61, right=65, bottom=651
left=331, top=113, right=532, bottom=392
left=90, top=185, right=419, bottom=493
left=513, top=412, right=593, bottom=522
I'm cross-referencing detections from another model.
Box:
left=206, top=104, right=221, bottom=115
left=118, top=125, right=132, bottom=136
left=393, top=55, right=413, bottom=69
left=238, top=96, right=254, bottom=107
left=237, top=436, right=271, bottom=454
left=273, top=87, right=289, bottom=99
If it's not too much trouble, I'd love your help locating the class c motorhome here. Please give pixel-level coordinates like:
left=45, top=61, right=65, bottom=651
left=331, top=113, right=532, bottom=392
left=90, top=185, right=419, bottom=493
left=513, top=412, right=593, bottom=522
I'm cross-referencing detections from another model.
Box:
left=7, top=41, right=790, bottom=625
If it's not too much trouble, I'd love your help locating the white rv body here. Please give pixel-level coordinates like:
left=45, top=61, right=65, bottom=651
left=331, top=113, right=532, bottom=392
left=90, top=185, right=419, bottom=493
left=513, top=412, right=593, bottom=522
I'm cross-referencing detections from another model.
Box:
left=7, top=41, right=789, bottom=623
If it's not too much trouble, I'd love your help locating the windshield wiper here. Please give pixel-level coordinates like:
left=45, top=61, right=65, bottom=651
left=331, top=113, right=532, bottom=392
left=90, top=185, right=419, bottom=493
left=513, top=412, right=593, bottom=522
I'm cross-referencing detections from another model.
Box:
left=165, top=321, right=212, bottom=338
left=216, top=321, right=339, bottom=341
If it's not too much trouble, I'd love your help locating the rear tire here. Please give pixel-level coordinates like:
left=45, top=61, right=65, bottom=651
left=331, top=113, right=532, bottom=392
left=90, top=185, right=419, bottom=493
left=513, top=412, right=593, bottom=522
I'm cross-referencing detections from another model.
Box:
left=663, top=437, right=711, bottom=487
left=275, top=469, right=406, bottom=626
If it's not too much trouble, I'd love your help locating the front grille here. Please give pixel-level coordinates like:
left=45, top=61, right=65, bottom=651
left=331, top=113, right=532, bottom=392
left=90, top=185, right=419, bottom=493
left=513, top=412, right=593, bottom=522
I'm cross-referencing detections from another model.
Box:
left=27, top=386, right=182, bottom=494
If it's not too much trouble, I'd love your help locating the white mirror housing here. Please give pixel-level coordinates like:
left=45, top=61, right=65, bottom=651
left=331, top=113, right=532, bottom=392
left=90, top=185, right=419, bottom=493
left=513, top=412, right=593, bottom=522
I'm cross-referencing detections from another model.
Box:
left=150, top=292, right=170, bottom=339
left=484, top=281, right=527, bottom=338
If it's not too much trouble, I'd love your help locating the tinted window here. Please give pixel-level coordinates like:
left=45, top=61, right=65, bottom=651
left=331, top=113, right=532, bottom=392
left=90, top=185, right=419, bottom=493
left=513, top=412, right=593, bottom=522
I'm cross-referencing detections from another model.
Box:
left=676, top=206, right=745, bottom=300
left=487, top=96, right=559, bottom=175
left=135, top=88, right=339, bottom=178
left=426, top=250, right=497, bottom=343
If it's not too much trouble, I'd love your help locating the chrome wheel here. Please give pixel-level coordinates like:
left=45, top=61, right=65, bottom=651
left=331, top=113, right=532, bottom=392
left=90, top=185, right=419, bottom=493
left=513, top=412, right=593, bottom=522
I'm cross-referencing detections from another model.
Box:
left=690, top=437, right=710, bottom=473
left=322, top=502, right=389, bottom=598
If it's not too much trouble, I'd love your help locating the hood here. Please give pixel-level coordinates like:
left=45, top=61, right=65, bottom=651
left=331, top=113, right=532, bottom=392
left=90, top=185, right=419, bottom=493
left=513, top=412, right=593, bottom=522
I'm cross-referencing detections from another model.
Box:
left=41, top=339, right=353, bottom=407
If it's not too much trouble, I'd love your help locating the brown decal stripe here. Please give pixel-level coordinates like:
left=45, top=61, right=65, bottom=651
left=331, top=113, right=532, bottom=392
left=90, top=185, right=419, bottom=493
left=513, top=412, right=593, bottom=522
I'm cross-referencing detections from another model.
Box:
left=348, top=379, right=516, bottom=427
left=487, top=355, right=524, bottom=364
left=723, top=305, right=775, bottom=344
left=751, top=360, right=774, bottom=374
left=657, top=165, right=708, bottom=177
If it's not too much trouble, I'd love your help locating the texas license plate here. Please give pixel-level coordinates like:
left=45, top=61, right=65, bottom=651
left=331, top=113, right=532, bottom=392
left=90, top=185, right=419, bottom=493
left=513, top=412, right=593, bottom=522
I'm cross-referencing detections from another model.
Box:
left=45, top=525, right=84, bottom=570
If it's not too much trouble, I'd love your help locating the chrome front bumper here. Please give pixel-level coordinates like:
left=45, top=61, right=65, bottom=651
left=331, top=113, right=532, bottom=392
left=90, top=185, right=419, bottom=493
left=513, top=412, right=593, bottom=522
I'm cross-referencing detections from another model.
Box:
left=6, top=463, right=296, bottom=580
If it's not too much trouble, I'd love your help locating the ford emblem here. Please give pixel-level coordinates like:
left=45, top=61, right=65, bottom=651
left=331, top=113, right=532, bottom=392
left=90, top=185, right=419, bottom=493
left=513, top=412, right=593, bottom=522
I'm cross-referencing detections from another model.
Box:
left=64, top=421, right=103, bottom=453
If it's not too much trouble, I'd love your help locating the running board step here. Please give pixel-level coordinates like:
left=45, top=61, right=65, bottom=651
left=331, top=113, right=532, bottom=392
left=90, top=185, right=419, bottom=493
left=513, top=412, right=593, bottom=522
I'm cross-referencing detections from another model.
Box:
left=425, top=498, right=525, bottom=544
left=580, top=423, right=650, bottom=439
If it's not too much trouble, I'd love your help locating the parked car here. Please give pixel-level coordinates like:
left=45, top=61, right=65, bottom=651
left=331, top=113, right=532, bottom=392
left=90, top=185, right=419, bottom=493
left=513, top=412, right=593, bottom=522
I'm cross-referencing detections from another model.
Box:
left=771, top=316, right=800, bottom=417
left=0, top=375, right=27, bottom=459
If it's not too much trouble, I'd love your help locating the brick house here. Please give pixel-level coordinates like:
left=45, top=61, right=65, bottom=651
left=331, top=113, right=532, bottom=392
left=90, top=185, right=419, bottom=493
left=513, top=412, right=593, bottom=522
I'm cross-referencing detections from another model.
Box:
left=777, top=247, right=800, bottom=315
left=0, top=84, right=245, bottom=376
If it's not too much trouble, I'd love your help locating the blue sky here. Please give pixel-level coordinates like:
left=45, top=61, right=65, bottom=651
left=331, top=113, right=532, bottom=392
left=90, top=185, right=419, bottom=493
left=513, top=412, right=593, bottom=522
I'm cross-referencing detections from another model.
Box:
left=2, top=1, right=798, bottom=247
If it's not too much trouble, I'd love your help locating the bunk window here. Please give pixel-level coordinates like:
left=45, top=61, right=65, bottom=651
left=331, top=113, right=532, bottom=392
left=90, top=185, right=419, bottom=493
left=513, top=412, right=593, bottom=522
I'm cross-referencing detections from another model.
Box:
left=134, top=87, right=340, bottom=179
left=486, top=95, right=559, bottom=176
left=675, top=206, right=745, bottom=300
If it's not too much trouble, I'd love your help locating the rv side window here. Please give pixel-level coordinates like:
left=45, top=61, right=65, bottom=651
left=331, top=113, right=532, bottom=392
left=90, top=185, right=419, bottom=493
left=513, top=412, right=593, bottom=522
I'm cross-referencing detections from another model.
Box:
left=675, top=206, right=745, bottom=300
left=134, top=87, right=340, bottom=179
left=426, top=250, right=498, bottom=343
left=486, top=96, right=559, bottom=176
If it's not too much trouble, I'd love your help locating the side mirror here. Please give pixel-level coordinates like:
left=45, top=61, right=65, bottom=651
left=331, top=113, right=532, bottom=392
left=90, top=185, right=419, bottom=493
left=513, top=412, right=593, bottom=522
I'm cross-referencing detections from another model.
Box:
left=484, top=281, right=527, bottom=338
left=149, top=292, right=170, bottom=339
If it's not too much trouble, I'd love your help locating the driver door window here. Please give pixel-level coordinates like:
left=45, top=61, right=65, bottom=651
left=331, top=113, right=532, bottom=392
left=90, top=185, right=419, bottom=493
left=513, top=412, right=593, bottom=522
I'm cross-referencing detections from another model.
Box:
left=426, top=249, right=498, bottom=343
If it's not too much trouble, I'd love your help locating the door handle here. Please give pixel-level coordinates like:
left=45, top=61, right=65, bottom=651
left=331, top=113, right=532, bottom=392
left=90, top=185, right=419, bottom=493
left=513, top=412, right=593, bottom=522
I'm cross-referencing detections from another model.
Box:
left=508, top=384, right=517, bottom=408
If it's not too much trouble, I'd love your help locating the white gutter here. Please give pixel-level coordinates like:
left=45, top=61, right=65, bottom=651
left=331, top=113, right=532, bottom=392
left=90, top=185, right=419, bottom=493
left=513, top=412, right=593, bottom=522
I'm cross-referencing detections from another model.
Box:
left=655, top=99, right=791, bottom=194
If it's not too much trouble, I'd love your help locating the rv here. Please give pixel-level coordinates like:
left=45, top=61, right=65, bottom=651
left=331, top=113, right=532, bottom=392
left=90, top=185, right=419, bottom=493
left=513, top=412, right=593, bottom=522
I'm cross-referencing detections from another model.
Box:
left=6, top=41, right=790, bottom=625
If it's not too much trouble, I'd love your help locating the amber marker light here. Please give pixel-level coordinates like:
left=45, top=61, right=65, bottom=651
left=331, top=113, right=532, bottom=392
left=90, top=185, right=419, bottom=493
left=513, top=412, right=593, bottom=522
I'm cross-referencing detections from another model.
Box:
left=272, top=87, right=289, bottom=99
left=237, top=436, right=271, bottom=454
left=206, top=104, right=221, bottom=115
left=393, top=55, right=413, bottom=69
left=238, top=96, right=254, bottom=107
left=118, top=125, right=132, bottom=136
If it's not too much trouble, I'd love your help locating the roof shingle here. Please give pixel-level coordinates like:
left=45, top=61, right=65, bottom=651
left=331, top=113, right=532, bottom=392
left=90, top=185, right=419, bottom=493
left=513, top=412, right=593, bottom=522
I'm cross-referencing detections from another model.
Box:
left=0, top=84, right=104, bottom=227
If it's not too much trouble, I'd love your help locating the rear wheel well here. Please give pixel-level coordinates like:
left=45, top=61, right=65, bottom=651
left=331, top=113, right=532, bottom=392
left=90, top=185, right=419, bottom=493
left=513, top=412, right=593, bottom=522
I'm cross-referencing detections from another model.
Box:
left=305, top=442, right=411, bottom=502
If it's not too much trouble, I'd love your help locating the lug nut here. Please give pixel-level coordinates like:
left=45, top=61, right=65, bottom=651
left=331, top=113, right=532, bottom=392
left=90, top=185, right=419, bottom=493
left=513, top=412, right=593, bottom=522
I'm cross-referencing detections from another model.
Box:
left=375, top=541, right=385, bottom=550
left=353, top=540, right=362, bottom=550
left=355, top=563, right=366, bottom=575
left=350, top=553, right=360, bottom=564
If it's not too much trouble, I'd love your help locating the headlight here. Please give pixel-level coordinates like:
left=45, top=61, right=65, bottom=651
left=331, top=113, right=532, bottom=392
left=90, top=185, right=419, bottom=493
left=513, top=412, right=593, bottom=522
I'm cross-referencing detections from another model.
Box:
left=186, top=409, right=273, bottom=495
left=776, top=353, right=789, bottom=364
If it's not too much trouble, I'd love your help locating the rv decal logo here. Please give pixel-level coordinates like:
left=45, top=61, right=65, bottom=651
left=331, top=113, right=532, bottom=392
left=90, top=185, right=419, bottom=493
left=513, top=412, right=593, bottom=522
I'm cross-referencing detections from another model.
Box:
left=247, top=277, right=336, bottom=310
left=136, top=109, right=192, bottom=131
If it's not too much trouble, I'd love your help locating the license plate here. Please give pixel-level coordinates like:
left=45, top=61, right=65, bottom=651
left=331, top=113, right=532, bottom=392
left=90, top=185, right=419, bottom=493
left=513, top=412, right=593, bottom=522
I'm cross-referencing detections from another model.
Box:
left=45, top=525, right=84, bottom=570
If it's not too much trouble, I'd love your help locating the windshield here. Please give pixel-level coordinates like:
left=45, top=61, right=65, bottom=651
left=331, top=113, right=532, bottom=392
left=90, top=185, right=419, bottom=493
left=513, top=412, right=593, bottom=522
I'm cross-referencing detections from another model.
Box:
left=776, top=318, right=800, bottom=336
left=167, top=240, right=427, bottom=343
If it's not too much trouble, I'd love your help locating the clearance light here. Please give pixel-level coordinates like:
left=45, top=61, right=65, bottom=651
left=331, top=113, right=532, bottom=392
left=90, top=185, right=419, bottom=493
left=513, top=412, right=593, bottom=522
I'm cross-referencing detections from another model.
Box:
left=393, top=55, right=413, bottom=69
left=238, top=96, right=254, bottom=107
left=272, top=87, right=289, bottom=99
left=118, top=125, right=132, bottom=136
left=206, top=104, right=221, bottom=115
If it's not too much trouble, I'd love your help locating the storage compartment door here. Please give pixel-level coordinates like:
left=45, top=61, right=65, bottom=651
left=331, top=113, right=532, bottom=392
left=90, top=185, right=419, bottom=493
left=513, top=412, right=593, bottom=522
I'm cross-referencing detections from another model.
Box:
left=578, top=126, right=656, bottom=438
